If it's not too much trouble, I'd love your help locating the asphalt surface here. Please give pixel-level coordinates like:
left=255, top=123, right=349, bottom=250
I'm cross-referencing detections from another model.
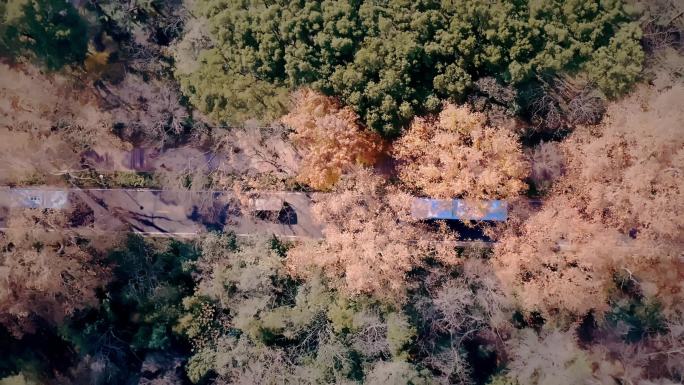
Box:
left=0, top=187, right=324, bottom=239
left=0, top=187, right=496, bottom=247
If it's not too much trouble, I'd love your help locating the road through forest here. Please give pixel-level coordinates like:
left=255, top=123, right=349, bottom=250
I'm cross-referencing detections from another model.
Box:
left=0, top=187, right=323, bottom=238
left=0, top=187, right=496, bottom=247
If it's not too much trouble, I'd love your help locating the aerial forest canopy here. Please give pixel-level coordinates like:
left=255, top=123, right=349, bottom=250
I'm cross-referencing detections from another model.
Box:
left=176, top=0, right=644, bottom=136
left=2, top=0, right=683, bottom=383
left=0, top=0, right=88, bottom=70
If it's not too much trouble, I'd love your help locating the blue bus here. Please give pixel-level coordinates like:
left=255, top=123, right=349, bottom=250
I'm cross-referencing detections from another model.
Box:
left=411, top=198, right=508, bottom=221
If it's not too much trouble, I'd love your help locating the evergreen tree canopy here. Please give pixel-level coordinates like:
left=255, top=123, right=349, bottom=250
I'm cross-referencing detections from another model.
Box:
left=177, top=0, right=643, bottom=136
left=0, top=0, right=89, bottom=70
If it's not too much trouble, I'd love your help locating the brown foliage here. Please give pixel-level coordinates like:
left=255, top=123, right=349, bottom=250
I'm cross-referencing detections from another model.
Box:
left=0, top=209, right=110, bottom=337
left=559, top=84, right=684, bottom=245
left=103, top=73, right=189, bottom=146
left=393, top=103, right=529, bottom=199
left=281, top=89, right=385, bottom=190
left=528, top=141, right=565, bottom=194
left=494, top=199, right=646, bottom=316
left=286, top=169, right=456, bottom=302
left=494, top=83, right=684, bottom=319
left=0, top=63, right=126, bottom=183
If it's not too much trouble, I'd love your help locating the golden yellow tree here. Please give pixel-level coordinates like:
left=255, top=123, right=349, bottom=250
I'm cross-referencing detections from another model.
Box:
left=393, top=103, right=529, bottom=199
left=281, top=89, right=384, bottom=190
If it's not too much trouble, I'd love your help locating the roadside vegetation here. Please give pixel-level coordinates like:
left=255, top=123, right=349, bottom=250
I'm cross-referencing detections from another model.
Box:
left=1, top=0, right=683, bottom=384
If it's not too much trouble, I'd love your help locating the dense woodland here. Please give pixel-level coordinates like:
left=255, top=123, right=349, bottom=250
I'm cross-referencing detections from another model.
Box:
left=0, top=0, right=683, bottom=384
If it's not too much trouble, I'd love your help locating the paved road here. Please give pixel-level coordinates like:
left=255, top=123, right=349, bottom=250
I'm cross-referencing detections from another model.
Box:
left=0, top=187, right=498, bottom=247
left=0, top=187, right=324, bottom=239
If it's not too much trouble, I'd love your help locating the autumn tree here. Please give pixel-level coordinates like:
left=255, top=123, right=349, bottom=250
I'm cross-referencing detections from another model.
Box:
left=0, top=209, right=110, bottom=337
left=490, top=83, right=684, bottom=385
left=286, top=169, right=457, bottom=301
left=558, top=84, right=683, bottom=246
left=281, top=89, right=384, bottom=190
left=494, top=200, right=631, bottom=317
left=0, top=63, right=127, bottom=184
left=393, top=103, right=529, bottom=199
left=557, top=82, right=684, bottom=319
left=494, top=82, right=684, bottom=320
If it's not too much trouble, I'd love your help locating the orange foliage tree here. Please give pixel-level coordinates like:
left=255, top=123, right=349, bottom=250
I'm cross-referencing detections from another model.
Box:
left=281, top=89, right=384, bottom=190
left=393, top=103, right=529, bottom=199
